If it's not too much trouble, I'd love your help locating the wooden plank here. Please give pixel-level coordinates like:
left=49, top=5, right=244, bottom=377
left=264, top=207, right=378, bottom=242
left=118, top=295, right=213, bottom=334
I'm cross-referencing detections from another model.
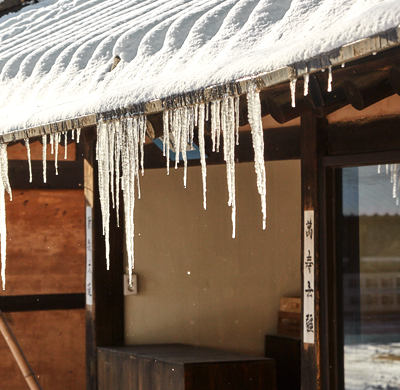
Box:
left=300, top=113, right=326, bottom=390
left=84, top=136, right=97, bottom=390
left=84, top=132, right=125, bottom=390
left=0, top=189, right=85, bottom=296
left=0, top=309, right=86, bottom=390
left=0, top=293, right=85, bottom=312
left=280, top=297, right=301, bottom=313
left=327, top=115, right=400, bottom=156
left=7, top=139, right=76, bottom=161
left=278, top=311, right=301, bottom=338
left=8, top=140, right=84, bottom=189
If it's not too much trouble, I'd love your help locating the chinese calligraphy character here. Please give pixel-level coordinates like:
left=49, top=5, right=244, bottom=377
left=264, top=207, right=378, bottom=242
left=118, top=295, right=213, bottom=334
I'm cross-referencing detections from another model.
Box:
left=306, top=219, right=313, bottom=239
left=87, top=282, right=92, bottom=297
left=305, top=250, right=313, bottom=273
left=306, top=314, right=314, bottom=333
left=305, top=281, right=314, bottom=298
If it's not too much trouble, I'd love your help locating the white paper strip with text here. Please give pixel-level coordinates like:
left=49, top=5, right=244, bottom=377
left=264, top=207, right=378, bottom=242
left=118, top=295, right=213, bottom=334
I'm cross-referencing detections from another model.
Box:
left=303, top=209, right=315, bottom=344
left=86, top=206, right=93, bottom=306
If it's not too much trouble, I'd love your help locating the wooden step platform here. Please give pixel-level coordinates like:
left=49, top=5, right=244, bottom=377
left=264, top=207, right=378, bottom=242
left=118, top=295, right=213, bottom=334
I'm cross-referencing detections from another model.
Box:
left=98, top=344, right=276, bottom=390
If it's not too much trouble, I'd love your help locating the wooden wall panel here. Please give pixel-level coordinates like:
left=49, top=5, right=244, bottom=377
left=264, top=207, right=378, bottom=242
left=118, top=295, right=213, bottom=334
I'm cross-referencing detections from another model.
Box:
left=0, top=189, right=85, bottom=296
left=0, top=309, right=85, bottom=390
left=7, top=139, right=76, bottom=161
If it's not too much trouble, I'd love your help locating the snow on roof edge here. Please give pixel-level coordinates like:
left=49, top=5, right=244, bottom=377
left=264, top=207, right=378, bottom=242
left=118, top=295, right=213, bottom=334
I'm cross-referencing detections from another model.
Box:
left=2, top=25, right=399, bottom=144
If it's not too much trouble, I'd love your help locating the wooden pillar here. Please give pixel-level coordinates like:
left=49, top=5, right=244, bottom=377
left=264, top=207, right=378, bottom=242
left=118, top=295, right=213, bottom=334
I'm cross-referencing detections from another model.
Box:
left=84, top=127, right=125, bottom=390
left=300, top=113, right=326, bottom=390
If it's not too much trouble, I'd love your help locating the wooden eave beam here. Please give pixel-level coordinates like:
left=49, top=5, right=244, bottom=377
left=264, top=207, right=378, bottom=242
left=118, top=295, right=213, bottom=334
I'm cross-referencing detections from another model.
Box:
left=342, top=71, right=395, bottom=110
left=326, top=114, right=400, bottom=156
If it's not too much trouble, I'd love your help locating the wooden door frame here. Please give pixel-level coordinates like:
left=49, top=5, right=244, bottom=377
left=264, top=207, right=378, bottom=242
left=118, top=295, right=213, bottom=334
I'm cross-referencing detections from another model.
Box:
left=320, top=150, right=400, bottom=390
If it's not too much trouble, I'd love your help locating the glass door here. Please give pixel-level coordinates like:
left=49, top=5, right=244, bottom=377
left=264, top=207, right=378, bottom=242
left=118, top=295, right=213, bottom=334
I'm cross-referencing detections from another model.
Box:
left=337, top=164, right=400, bottom=390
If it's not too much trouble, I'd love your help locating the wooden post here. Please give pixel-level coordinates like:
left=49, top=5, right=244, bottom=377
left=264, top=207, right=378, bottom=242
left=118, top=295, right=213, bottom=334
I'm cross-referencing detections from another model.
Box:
left=0, top=311, right=43, bottom=390
left=300, top=113, right=325, bottom=390
left=84, top=126, right=125, bottom=390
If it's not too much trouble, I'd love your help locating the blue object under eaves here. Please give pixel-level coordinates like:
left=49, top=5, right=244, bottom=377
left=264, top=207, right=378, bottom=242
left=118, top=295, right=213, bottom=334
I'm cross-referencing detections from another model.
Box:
left=152, top=137, right=206, bottom=162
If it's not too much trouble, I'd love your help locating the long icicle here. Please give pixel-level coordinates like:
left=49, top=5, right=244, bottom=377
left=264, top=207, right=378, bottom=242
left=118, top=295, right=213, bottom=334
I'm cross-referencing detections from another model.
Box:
left=115, top=119, right=122, bottom=226
left=64, top=131, right=68, bottom=160
left=198, top=103, right=207, bottom=210
left=25, top=139, right=32, bottom=183
left=96, top=120, right=110, bottom=270
left=181, top=107, right=188, bottom=188
left=221, top=96, right=236, bottom=238
left=247, top=89, right=267, bottom=230
left=42, top=135, right=47, bottom=183
left=54, top=133, right=60, bottom=175
left=163, top=110, right=170, bottom=175
left=0, top=143, right=11, bottom=290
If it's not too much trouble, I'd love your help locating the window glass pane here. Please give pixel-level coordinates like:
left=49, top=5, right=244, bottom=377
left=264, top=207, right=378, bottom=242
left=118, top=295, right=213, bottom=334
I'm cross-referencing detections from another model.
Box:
left=341, top=165, right=400, bottom=390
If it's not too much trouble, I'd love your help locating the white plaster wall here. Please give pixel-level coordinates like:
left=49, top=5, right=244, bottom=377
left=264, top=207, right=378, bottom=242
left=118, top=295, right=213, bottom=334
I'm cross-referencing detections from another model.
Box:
left=124, top=160, right=301, bottom=356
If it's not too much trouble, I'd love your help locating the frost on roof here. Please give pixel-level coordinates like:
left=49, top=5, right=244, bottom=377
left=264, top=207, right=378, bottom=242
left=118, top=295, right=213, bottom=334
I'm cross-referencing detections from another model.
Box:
left=0, top=0, right=400, bottom=134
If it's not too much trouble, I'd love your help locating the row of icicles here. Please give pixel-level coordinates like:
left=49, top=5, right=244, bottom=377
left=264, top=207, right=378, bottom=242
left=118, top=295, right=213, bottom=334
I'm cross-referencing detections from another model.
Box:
left=0, top=129, right=82, bottom=289
left=0, top=65, right=372, bottom=290
left=0, top=65, right=339, bottom=289
left=96, top=90, right=267, bottom=287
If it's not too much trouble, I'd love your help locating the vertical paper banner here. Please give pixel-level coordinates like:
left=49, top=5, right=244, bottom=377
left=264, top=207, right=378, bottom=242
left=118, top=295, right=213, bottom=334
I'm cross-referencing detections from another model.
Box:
left=86, top=206, right=93, bottom=306
left=303, top=210, right=315, bottom=344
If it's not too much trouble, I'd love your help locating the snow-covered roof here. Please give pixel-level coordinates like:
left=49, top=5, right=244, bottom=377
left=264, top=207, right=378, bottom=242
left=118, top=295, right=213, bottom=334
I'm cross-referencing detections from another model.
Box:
left=0, top=0, right=400, bottom=140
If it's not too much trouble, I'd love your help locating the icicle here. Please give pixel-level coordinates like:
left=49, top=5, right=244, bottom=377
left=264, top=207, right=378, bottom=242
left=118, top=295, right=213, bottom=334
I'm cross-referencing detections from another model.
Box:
left=304, top=74, right=309, bottom=96
left=198, top=103, right=207, bottom=210
left=386, top=164, right=389, bottom=174
left=115, top=119, right=122, bottom=225
left=211, top=100, right=221, bottom=152
left=393, top=164, right=398, bottom=200
left=121, top=115, right=141, bottom=287
left=181, top=107, right=188, bottom=188
left=194, top=104, right=199, bottom=127
left=63, top=132, right=68, bottom=160
left=378, top=164, right=381, bottom=174
left=71, top=129, right=75, bottom=140
left=42, top=135, right=47, bottom=183
left=247, top=89, right=267, bottom=231
left=132, top=116, right=141, bottom=200
left=0, top=143, right=11, bottom=290
left=139, top=115, right=146, bottom=176
left=173, top=109, right=182, bottom=170
left=235, top=96, right=240, bottom=146
left=221, top=96, right=236, bottom=238
left=108, top=122, right=115, bottom=210
left=290, top=78, right=297, bottom=108
left=327, top=66, right=332, bottom=92
left=96, top=119, right=110, bottom=270
left=341, top=63, right=346, bottom=68
left=163, top=110, right=170, bottom=175
left=189, top=106, right=195, bottom=148
left=25, top=138, right=32, bottom=183
left=0, top=145, right=11, bottom=202
left=205, top=102, right=209, bottom=122
left=76, top=128, right=81, bottom=143
left=215, top=100, right=221, bottom=152
left=54, top=132, right=60, bottom=175
left=211, top=101, right=217, bottom=152
left=50, top=133, right=54, bottom=155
